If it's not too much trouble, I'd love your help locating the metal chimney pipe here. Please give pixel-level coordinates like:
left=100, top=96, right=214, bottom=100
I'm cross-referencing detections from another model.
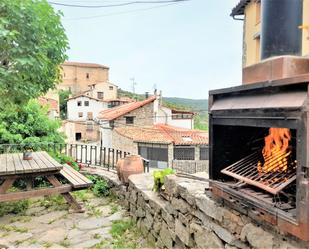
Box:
left=261, top=0, right=303, bottom=60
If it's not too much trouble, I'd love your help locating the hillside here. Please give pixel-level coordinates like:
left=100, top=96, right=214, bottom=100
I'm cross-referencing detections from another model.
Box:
left=118, top=89, right=209, bottom=130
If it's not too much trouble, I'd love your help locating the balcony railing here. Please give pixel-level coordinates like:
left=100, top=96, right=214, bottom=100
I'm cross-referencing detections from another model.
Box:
left=0, top=143, right=149, bottom=172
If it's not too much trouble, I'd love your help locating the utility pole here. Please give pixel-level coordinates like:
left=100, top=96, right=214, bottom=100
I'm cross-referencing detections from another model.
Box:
left=130, top=77, right=137, bottom=94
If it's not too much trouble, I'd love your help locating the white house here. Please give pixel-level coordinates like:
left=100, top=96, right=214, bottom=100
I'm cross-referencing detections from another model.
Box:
left=67, top=94, right=108, bottom=121
left=155, top=105, right=194, bottom=129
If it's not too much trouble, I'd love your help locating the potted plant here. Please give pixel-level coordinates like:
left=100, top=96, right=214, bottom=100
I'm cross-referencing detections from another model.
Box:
left=23, top=146, right=33, bottom=160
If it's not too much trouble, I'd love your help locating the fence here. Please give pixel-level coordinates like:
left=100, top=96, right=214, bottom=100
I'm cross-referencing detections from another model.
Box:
left=0, top=143, right=149, bottom=172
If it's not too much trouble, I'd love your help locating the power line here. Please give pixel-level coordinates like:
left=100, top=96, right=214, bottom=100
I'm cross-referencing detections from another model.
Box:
left=63, top=2, right=181, bottom=20
left=48, top=0, right=190, bottom=8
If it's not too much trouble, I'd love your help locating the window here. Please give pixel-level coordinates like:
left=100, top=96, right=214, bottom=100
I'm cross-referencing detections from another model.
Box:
left=78, top=112, right=83, bottom=118
left=255, top=36, right=261, bottom=62
left=126, top=116, right=134, bottom=124
left=84, top=101, right=89, bottom=106
left=77, top=101, right=82, bottom=106
left=174, top=147, right=195, bottom=160
left=86, top=121, right=93, bottom=131
left=75, top=133, right=82, bottom=141
left=109, top=86, right=114, bottom=90
left=86, top=73, right=89, bottom=79
left=87, top=112, right=93, bottom=120
left=97, top=92, right=104, bottom=99
left=200, top=147, right=209, bottom=160
left=109, top=121, right=115, bottom=128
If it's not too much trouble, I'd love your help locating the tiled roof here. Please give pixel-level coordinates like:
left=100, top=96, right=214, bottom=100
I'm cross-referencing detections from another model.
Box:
left=62, top=61, right=109, bottom=69
left=231, top=0, right=251, bottom=17
left=67, top=94, right=100, bottom=102
left=97, top=96, right=157, bottom=121
left=115, top=124, right=208, bottom=145
left=38, top=97, right=58, bottom=111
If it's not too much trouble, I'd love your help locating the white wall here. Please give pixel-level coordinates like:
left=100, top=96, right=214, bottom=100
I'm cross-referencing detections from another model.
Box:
left=67, top=96, right=107, bottom=121
left=156, top=106, right=193, bottom=129
left=100, top=123, right=112, bottom=148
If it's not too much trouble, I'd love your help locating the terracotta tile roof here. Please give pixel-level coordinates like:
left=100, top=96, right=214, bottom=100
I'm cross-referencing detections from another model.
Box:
left=67, top=94, right=100, bottom=102
left=62, top=61, right=109, bottom=69
left=114, top=124, right=208, bottom=145
left=38, top=97, right=59, bottom=111
left=97, top=96, right=157, bottom=121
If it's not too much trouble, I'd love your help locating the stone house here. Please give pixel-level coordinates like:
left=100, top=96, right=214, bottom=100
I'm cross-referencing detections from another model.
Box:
left=97, top=96, right=158, bottom=148
left=84, top=82, right=118, bottom=101
left=59, top=61, right=110, bottom=94
left=113, top=124, right=208, bottom=170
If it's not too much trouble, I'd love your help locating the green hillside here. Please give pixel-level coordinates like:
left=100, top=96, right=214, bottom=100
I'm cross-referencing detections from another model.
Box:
left=118, top=89, right=209, bottom=130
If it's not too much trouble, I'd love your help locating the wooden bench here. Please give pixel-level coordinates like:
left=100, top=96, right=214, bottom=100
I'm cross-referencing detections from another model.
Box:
left=0, top=151, right=92, bottom=212
left=60, top=164, right=92, bottom=189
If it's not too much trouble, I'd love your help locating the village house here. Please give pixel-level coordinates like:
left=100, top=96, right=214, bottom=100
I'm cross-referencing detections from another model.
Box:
left=38, top=96, right=60, bottom=119
left=59, top=61, right=110, bottom=94
left=96, top=93, right=208, bottom=169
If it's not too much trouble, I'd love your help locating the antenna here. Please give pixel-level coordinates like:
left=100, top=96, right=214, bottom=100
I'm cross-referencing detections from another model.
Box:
left=130, top=77, right=137, bottom=94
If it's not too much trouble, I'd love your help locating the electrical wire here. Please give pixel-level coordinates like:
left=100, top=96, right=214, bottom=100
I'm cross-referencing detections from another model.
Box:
left=48, top=0, right=190, bottom=8
left=63, top=2, right=182, bottom=20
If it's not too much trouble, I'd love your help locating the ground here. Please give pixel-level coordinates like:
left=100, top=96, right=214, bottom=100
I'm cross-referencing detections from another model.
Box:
left=0, top=190, right=147, bottom=249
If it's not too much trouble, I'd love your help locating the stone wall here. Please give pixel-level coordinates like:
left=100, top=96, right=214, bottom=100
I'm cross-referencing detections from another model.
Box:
left=172, top=160, right=209, bottom=174
left=124, top=174, right=308, bottom=249
left=83, top=167, right=308, bottom=249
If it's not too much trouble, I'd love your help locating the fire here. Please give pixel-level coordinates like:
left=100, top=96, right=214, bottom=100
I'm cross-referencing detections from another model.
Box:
left=258, top=128, right=292, bottom=174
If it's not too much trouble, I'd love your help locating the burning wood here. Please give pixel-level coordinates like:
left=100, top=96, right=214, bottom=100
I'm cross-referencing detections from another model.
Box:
left=257, top=128, right=293, bottom=174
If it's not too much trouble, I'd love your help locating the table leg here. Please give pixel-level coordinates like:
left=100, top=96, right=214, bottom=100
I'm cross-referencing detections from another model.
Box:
left=0, top=177, right=16, bottom=194
left=46, top=175, right=84, bottom=213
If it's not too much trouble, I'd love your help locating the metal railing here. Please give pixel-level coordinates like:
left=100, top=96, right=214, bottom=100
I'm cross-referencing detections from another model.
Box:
left=0, top=143, right=149, bottom=172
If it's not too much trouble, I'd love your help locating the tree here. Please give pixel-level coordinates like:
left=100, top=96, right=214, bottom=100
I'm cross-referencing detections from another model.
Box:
left=59, top=89, right=71, bottom=119
left=0, top=100, right=65, bottom=145
left=0, top=0, right=68, bottom=105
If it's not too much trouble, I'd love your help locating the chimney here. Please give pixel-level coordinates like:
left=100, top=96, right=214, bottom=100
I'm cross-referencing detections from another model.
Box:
left=242, top=0, right=309, bottom=85
left=260, top=0, right=303, bottom=60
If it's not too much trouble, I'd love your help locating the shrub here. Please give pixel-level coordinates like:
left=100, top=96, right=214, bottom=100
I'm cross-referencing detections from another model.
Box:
left=0, top=200, right=29, bottom=217
left=87, top=175, right=110, bottom=197
left=153, top=168, right=175, bottom=192
left=49, top=152, right=80, bottom=171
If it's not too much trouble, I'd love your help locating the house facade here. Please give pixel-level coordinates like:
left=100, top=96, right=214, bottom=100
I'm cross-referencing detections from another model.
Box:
left=113, top=124, right=208, bottom=171
left=84, top=82, right=118, bottom=101
left=59, top=61, right=110, bottom=94
left=231, top=0, right=309, bottom=67
left=156, top=106, right=194, bottom=129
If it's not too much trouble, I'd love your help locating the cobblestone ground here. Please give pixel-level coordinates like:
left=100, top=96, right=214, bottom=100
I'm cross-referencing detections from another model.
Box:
left=0, top=191, right=146, bottom=249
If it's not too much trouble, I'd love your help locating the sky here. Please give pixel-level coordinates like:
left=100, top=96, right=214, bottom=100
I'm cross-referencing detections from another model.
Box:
left=52, top=0, right=243, bottom=99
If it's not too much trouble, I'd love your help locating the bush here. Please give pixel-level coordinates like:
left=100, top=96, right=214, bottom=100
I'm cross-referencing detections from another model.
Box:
left=0, top=200, right=30, bottom=217
left=87, top=175, right=110, bottom=197
left=153, top=168, right=175, bottom=192
left=49, top=152, right=80, bottom=171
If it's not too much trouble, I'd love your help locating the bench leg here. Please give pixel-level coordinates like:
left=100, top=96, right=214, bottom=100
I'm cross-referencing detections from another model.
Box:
left=47, top=175, right=84, bottom=213
left=0, top=177, right=16, bottom=194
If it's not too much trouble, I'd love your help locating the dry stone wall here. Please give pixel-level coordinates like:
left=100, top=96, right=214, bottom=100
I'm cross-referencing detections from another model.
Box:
left=82, top=167, right=309, bottom=249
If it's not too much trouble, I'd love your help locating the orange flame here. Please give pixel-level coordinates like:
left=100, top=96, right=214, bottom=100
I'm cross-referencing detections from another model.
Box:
left=258, top=128, right=292, bottom=174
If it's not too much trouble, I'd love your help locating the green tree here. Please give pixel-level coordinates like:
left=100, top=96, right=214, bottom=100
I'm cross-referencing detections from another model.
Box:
left=0, top=100, right=65, bottom=145
left=59, top=89, right=71, bottom=119
left=0, top=0, right=68, bottom=105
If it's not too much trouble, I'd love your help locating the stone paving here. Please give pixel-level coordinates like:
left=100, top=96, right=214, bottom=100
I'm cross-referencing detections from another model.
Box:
left=0, top=191, right=130, bottom=249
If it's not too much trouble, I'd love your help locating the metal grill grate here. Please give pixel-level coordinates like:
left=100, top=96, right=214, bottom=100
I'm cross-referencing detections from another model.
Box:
left=221, top=150, right=297, bottom=195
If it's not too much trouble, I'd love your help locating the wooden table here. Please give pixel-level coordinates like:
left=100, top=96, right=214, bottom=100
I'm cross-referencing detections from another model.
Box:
left=0, top=151, right=91, bottom=212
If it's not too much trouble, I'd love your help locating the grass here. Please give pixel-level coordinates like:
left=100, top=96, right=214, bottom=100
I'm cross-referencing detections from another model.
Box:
left=39, top=195, right=68, bottom=211
left=0, top=224, right=28, bottom=233
left=42, top=241, right=52, bottom=248
left=59, top=239, right=70, bottom=248
left=10, top=216, right=31, bottom=223
left=109, top=203, right=119, bottom=215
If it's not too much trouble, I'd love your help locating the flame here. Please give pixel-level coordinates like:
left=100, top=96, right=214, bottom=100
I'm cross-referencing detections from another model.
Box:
left=258, top=128, right=292, bottom=174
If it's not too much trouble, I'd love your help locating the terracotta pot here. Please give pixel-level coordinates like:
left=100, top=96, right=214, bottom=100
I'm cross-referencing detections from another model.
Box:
left=116, top=158, right=125, bottom=182
left=120, top=155, right=144, bottom=184
left=23, top=151, right=33, bottom=160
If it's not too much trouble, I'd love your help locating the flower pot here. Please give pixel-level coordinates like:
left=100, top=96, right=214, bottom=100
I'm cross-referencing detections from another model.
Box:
left=117, top=155, right=143, bottom=184
left=23, top=151, right=33, bottom=160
